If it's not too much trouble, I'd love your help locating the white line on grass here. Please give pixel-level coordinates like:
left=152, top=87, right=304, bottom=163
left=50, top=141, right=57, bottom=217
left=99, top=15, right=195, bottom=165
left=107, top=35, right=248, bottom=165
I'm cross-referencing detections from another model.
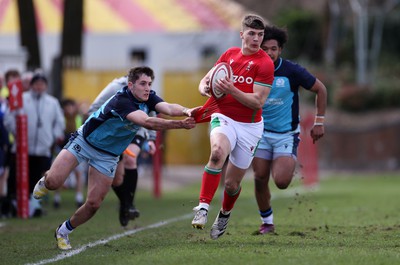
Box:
left=26, top=185, right=317, bottom=265
left=26, top=213, right=193, bottom=265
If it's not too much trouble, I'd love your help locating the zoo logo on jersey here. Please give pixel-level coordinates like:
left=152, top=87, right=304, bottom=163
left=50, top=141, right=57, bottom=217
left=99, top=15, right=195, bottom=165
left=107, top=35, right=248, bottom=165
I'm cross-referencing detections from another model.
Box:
left=233, top=75, right=253, bottom=84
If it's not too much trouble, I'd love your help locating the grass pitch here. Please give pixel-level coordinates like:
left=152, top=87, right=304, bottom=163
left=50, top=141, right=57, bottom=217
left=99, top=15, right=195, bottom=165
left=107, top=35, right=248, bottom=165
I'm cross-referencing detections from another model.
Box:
left=0, top=172, right=399, bottom=265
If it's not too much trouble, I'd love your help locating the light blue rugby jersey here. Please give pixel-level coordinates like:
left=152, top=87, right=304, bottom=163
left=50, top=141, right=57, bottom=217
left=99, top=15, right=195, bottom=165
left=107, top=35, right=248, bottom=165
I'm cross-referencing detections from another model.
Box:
left=81, top=87, right=162, bottom=156
left=263, top=58, right=316, bottom=133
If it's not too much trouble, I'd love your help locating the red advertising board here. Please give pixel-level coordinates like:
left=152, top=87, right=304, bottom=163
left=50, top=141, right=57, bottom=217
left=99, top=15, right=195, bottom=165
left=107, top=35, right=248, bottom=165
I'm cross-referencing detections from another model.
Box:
left=7, top=79, right=23, bottom=111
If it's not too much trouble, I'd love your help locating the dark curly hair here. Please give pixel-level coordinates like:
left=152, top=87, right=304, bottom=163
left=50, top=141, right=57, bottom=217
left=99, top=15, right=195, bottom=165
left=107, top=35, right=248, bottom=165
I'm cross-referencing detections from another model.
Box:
left=263, top=25, right=288, bottom=48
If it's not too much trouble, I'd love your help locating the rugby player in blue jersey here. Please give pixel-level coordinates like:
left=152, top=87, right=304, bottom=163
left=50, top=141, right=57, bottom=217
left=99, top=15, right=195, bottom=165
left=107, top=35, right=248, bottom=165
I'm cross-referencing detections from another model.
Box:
left=252, top=25, right=327, bottom=234
left=88, top=75, right=158, bottom=227
left=33, top=66, right=198, bottom=250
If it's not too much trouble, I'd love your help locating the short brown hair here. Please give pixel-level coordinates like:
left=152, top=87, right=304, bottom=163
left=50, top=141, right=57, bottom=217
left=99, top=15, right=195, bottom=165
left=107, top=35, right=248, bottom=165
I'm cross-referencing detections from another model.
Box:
left=242, top=14, right=265, bottom=30
left=127, top=66, right=155, bottom=83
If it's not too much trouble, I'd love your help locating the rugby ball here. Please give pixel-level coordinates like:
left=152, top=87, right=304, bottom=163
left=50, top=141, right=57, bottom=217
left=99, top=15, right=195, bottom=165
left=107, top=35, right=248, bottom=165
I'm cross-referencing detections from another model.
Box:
left=209, top=62, right=233, bottom=99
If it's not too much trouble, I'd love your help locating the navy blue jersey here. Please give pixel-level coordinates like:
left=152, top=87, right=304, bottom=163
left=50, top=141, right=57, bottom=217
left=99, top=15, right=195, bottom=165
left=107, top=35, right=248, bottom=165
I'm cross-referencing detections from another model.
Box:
left=263, top=58, right=316, bottom=132
left=81, top=87, right=163, bottom=156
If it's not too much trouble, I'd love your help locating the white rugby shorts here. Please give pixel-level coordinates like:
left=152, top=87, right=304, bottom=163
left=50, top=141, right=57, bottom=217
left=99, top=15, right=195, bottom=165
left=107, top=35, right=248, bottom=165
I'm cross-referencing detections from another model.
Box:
left=210, top=113, right=263, bottom=169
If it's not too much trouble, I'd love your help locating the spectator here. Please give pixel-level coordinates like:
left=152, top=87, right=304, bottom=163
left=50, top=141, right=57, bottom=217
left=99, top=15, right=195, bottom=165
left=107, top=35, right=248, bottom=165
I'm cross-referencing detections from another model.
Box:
left=1, top=69, right=20, bottom=100
left=0, top=69, right=21, bottom=217
left=4, top=72, right=65, bottom=217
left=21, top=71, right=34, bottom=92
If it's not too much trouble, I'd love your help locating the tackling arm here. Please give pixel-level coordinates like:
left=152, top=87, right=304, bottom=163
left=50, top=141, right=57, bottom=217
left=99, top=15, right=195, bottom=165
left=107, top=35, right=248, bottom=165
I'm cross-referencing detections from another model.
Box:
left=126, top=110, right=196, bottom=131
left=155, top=102, right=201, bottom=117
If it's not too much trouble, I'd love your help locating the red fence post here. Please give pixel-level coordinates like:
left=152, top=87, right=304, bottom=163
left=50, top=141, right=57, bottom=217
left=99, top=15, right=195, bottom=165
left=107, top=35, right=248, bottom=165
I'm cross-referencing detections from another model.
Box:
left=8, top=79, right=29, bottom=218
left=16, top=114, right=29, bottom=218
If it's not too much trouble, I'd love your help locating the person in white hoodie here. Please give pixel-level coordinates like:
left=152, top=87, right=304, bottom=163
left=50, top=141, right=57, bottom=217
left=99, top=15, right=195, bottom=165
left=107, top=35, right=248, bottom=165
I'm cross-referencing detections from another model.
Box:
left=4, top=72, right=65, bottom=217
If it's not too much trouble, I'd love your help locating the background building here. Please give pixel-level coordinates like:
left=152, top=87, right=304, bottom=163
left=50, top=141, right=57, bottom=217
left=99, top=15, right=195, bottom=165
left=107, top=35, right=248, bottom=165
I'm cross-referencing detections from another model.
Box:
left=0, top=0, right=253, bottom=164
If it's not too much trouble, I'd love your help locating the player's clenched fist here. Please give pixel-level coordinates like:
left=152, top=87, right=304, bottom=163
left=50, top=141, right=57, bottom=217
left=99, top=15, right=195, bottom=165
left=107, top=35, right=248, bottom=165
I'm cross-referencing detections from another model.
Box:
left=181, top=117, right=196, bottom=129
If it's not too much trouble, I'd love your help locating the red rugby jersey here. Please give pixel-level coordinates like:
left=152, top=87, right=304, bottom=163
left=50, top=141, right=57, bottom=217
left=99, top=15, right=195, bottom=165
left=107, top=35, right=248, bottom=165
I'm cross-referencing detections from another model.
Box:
left=201, top=47, right=274, bottom=123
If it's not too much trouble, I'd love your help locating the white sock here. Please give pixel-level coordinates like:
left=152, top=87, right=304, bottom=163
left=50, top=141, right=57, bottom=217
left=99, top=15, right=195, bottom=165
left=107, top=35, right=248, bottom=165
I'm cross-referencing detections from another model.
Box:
left=261, top=213, right=274, bottom=225
left=58, top=220, right=74, bottom=235
left=199, top=202, right=209, bottom=211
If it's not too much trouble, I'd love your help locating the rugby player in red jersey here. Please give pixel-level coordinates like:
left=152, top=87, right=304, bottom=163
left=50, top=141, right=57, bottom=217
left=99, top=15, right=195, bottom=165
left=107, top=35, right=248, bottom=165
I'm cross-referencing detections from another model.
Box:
left=191, top=14, right=275, bottom=239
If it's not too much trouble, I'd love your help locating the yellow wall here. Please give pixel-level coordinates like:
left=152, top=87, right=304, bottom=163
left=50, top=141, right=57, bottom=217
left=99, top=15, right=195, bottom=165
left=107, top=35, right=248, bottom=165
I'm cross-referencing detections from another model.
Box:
left=63, top=69, right=127, bottom=104
left=162, top=71, right=210, bottom=165
left=63, top=69, right=210, bottom=165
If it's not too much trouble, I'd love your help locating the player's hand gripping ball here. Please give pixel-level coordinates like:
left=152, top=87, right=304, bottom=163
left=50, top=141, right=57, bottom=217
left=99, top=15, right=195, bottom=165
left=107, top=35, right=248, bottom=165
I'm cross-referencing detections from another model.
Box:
left=209, top=62, right=233, bottom=99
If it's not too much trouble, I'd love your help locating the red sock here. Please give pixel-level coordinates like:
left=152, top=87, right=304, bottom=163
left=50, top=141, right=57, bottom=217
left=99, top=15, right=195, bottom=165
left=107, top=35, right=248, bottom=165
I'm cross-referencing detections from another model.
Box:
left=199, top=169, right=221, bottom=204
left=222, top=187, right=241, bottom=212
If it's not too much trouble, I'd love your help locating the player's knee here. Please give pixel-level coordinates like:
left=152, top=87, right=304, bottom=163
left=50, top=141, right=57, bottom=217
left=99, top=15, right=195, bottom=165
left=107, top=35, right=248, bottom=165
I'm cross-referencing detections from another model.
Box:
left=113, top=165, right=125, bottom=185
left=224, top=181, right=239, bottom=194
left=254, top=177, right=267, bottom=192
left=274, top=178, right=291, bottom=189
left=44, top=175, right=61, bottom=190
left=85, top=199, right=102, bottom=213
left=209, top=148, right=225, bottom=165
left=112, top=178, right=123, bottom=187
left=124, top=156, right=137, bottom=168
left=254, top=171, right=268, bottom=182
left=112, top=174, right=123, bottom=187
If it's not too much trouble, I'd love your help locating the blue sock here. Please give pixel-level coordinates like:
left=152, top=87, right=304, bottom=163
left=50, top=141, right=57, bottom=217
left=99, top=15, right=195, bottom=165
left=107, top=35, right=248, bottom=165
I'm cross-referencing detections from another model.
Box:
left=259, top=207, right=273, bottom=218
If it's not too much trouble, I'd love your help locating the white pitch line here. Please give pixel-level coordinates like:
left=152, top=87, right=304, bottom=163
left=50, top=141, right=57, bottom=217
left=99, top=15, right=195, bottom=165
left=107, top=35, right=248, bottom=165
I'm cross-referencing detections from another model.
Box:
left=26, top=213, right=193, bottom=265
left=25, top=185, right=317, bottom=265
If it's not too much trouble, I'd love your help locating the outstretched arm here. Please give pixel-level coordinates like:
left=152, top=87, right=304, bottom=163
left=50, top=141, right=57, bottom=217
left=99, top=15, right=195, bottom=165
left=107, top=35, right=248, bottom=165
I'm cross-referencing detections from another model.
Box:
left=155, top=102, right=201, bottom=117
left=126, top=110, right=196, bottom=131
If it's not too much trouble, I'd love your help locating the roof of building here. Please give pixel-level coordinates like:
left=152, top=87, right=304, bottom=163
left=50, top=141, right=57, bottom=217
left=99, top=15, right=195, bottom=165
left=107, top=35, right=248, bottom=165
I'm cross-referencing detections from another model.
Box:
left=0, top=0, right=248, bottom=34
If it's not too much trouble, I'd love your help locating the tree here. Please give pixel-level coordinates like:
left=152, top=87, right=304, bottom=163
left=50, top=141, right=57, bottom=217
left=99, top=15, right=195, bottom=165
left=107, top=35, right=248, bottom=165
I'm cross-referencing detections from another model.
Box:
left=325, top=0, right=399, bottom=86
